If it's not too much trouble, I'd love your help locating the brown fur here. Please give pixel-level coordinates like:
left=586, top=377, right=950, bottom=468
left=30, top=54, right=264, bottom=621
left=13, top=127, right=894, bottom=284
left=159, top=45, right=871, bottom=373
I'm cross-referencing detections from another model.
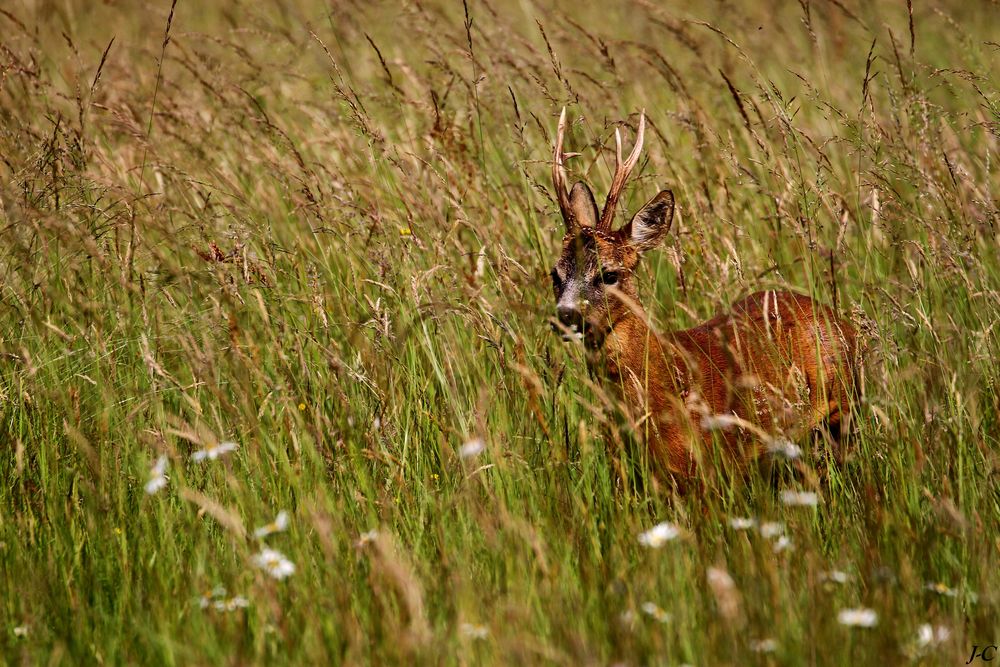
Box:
left=549, top=111, right=860, bottom=479
left=595, top=288, right=860, bottom=476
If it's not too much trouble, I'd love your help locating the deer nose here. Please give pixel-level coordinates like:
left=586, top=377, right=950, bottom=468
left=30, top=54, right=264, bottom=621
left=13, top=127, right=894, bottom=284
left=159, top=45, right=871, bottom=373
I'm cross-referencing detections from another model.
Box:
left=557, top=305, right=583, bottom=331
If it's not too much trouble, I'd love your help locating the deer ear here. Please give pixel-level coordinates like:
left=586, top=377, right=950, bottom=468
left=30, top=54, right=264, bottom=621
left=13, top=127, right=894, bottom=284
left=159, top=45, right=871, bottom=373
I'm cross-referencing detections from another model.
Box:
left=569, top=181, right=599, bottom=228
left=620, top=190, right=674, bottom=252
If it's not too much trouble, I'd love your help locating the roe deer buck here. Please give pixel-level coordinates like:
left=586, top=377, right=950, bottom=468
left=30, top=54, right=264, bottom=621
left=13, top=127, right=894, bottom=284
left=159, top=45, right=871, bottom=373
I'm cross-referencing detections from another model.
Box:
left=549, top=108, right=861, bottom=478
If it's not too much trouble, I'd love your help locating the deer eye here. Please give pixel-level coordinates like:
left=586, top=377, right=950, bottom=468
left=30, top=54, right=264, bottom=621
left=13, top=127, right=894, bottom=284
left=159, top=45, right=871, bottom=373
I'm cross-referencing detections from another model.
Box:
left=599, top=271, right=619, bottom=286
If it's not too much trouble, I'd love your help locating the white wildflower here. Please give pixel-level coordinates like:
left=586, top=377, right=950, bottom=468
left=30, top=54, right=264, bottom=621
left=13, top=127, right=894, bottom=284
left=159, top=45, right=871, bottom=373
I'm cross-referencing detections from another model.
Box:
left=758, top=522, right=785, bottom=539
left=144, top=455, right=169, bottom=495
left=254, top=510, right=290, bottom=539
left=924, top=582, right=959, bottom=597
left=199, top=586, right=249, bottom=612
left=772, top=535, right=793, bottom=553
left=821, top=570, right=850, bottom=584
left=728, top=517, right=756, bottom=530
left=459, top=438, right=485, bottom=460
left=252, top=548, right=296, bottom=580
left=190, top=440, right=238, bottom=462
left=13, top=625, right=28, bottom=638
left=638, top=522, right=681, bottom=548
left=357, top=529, right=379, bottom=547
left=837, top=608, right=878, bottom=627
left=780, top=490, right=820, bottom=507
left=640, top=602, right=671, bottom=623
left=916, top=623, right=950, bottom=647
left=766, top=438, right=802, bottom=460
left=214, top=596, right=250, bottom=612
left=750, top=638, right=778, bottom=653
left=459, top=623, right=489, bottom=640
left=199, top=585, right=228, bottom=609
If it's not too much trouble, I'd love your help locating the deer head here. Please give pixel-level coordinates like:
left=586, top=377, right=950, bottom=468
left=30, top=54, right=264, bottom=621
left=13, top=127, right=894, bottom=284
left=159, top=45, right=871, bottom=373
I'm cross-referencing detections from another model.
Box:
left=550, top=108, right=675, bottom=346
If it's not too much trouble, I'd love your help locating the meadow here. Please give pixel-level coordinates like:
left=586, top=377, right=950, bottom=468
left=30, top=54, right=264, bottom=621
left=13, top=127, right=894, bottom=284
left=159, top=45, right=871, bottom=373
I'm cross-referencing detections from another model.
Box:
left=1, top=0, right=998, bottom=664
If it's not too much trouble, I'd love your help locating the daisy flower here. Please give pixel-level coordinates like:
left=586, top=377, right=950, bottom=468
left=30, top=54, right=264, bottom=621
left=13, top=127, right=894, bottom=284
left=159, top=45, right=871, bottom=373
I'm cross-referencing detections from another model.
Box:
left=750, top=638, right=778, bottom=653
left=728, top=517, right=756, bottom=530
left=254, top=510, right=290, bottom=539
left=766, top=438, right=802, bottom=460
left=252, top=548, right=296, bottom=580
left=638, top=522, right=681, bottom=548
left=144, top=455, right=169, bottom=495
left=459, top=438, right=485, bottom=460
left=772, top=535, right=793, bottom=553
left=924, top=582, right=959, bottom=597
left=758, top=522, right=785, bottom=539
left=214, top=596, right=250, bottom=612
left=356, top=529, right=379, bottom=548
left=640, top=602, right=671, bottom=623
left=821, top=570, right=850, bottom=584
left=837, top=608, right=878, bottom=628
left=199, top=585, right=229, bottom=609
left=916, top=623, right=950, bottom=647
left=191, top=440, right=238, bottom=462
left=199, top=586, right=249, bottom=612
left=459, top=623, right=490, bottom=640
left=780, top=490, right=820, bottom=507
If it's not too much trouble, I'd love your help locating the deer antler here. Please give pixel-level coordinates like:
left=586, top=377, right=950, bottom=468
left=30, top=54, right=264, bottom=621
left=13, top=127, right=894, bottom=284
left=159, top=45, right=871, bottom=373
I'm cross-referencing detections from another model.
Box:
left=552, top=107, right=576, bottom=230
left=598, top=111, right=645, bottom=231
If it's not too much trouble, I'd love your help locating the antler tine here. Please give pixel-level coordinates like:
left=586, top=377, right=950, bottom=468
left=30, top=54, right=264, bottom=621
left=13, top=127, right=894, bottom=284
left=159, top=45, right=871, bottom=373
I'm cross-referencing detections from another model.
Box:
left=552, top=107, right=575, bottom=229
left=598, top=110, right=646, bottom=231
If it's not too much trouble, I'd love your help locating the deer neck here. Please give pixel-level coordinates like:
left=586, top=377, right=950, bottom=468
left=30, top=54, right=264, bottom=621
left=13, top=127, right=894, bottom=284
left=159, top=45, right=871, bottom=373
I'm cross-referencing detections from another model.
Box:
left=590, top=308, right=673, bottom=413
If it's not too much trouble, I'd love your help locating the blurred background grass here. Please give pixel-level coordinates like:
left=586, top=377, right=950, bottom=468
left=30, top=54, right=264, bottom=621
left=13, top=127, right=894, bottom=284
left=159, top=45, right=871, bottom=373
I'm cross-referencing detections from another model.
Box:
left=1, top=0, right=998, bottom=663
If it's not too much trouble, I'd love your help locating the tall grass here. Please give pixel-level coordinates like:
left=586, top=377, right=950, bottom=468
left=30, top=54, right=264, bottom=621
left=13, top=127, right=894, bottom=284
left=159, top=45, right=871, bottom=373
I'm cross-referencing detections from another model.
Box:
left=1, top=0, right=998, bottom=663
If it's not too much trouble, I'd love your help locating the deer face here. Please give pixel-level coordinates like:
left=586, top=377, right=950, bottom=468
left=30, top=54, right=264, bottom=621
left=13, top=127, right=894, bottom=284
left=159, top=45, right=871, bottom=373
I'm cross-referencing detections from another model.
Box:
left=550, top=185, right=675, bottom=345
left=548, top=109, right=674, bottom=345
left=551, top=226, right=635, bottom=343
